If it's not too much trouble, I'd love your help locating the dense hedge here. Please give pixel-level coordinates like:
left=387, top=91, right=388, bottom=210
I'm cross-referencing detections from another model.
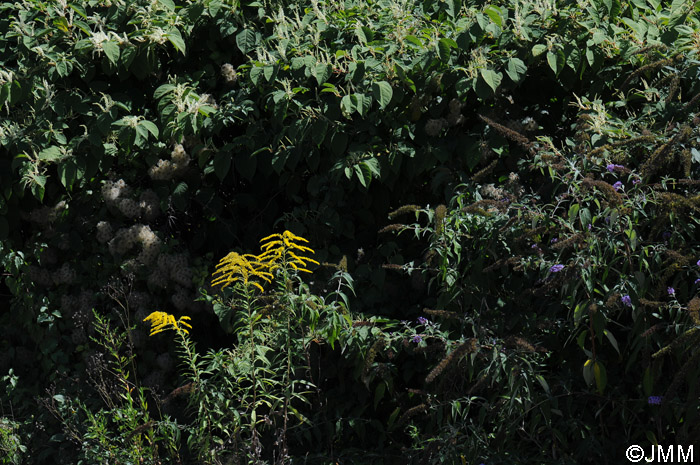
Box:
left=1, top=0, right=700, bottom=463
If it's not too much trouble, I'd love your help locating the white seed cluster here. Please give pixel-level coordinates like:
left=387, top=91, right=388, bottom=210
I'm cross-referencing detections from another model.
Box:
left=96, top=221, right=113, bottom=244
left=108, top=224, right=161, bottom=264
left=447, top=98, right=465, bottom=127
left=27, top=265, right=53, bottom=287
left=424, top=118, right=448, bottom=137
left=159, top=253, right=193, bottom=287
left=118, top=198, right=140, bottom=218
left=53, top=263, right=76, bottom=285
left=480, top=183, right=506, bottom=200
left=102, top=179, right=131, bottom=207
left=139, top=189, right=161, bottom=221
left=27, top=201, right=67, bottom=225
left=221, top=63, right=238, bottom=84
left=171, top=288, right=191, bottom=311
left=148, top=144, right=190, bottom=181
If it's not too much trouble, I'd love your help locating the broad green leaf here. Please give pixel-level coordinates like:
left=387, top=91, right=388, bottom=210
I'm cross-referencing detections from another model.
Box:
left=484, top=5, right=503, bottom=27
left=154, top=84, right=175, bottom=100
left=249, top=66, right=263, bottom=86
left=236, top=29, right=257, bottom=54
left=568, top=203, right=580, bottom=223
left=213, top=152, right=231, bottom=181
left=532, top=44, right=547, bottom=57
left=341, top=94, right=355, bottom=115
left=58, top=161, right=77, bottom=190
left=404, top=35, right=423, bottom=48
left=547, top=50, right=566, bottom=75
left=437, top=38, right=455, bottom=62
left=313, top=63, right=330, bottom=86
left=479, top=69, right=502, bottom=93
left=353, top=93, right=371, bottom=117
left=371, top=81, right=393, bottom=109
left=102, top=41, right=120, bottom=65
left=505, top=57, right=527, bottom=82
left=166, top=29, right=186, bottom=55
left=158, top=0, right=175, bottom=10
left=140, top=120, right=159, bottom=138
left=38, top=146, right=63, bottom=161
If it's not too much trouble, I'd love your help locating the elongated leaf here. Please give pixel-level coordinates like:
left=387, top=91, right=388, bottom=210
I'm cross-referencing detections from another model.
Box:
left=38, top=146, right=63, bottom=161
left=505, top=57, right=527, bottom=82
left=166, top=29, right=186, bottom=55
left=140, top=120, right=159, bottom=138
left=154, top=84, right=175, bottom=100
left=236, top=29, right=257, bottom=54
left=371, top=81, right=393, bottom=109
left=479, top=69, right=502, bottom=93
left=213, top=152, right=231, bottom=181
left=102, top=41, right=120, bottom=65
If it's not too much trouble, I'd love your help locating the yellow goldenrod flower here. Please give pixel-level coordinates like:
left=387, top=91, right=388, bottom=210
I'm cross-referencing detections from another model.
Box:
left=143, top=311, right=193, bottom=336
left=211, top=251, right=273, bottom=292
left=258, top=231, right=319, bottom=271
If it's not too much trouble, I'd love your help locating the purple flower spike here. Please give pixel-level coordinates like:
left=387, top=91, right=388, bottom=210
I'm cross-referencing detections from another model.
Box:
left=417, top=317, right=428, bottom=325
left=549, top=264, right=564, bottom=273
left=696, top=259, right=700, bottom=267
left=668, top=287, right=675, bottom=296
left=633, top=178, right=641, bottom=185
left=613, top=181, right=623, bottom=191
left=606, top=163, right=616, bottom=172
left=695, top=278, right=700, bottom=285
left=648, top=396, right=663, bottom=405
left=621, top=295, right=632, bottom=307
left=551, top=238, right=558, bottom=243
left=587, top=223, right=592, bottom=230
left=412, top=335, right=423, bottom=343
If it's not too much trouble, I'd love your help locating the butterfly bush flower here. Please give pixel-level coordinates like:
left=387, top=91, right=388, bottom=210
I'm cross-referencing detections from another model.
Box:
left=621, top=295, right=632, bottom=307
left=648, top=396, right=663, bottom=405
left=551, top=238, right=558, bottom=243
left=695, top=278, right=700, bottom=285
left=412, top=335, right=422, bottom=343
left=613, top=181, right=623, bottom=191
left=417, top=317, right=428, bottom=325
left=606, top=163, right=624, bottom=172
left=697, top=259, right=700, bottom=267
left=633, top=178, right=641, bottom=185
left=668, top=287, right=675, bottom=296
left=549, top=264, right=564, bottom=273
left=587, top=223, right=592, bottom=230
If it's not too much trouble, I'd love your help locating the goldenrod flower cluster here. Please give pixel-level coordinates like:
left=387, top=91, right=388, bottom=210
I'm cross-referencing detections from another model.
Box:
left=211, top=230, right=319, bottom=292
left=258, top=231, right=320, bottom=273
left=211, top=252, right=273, bottom=293
left=143, top=311, right=192, bottom=336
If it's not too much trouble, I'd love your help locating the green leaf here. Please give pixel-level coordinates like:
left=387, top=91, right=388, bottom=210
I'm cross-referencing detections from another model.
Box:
left=353, top=93, right=371, bottom=117
left=505, top=57, right=527, bottom=82
left=404, top=35, right=423, bottom=48
left=532, top=44, right=547, bottom=57
left=140, top=120, right=159, bottom=138
left=479, top=69, right=502, bottom=94
left=313, top=63, right=331, bottom=86
left=593, top=361, right=606, bottom=394
left=341, top=94, right=355, bottom=115
left=603, top=329, right=620, bottom=356
left=102, top=41, right=120, bottom=65
left=38, top=146, right=64, bottom=161
left=236, top=29, right=257, bottom=54
left=158, top=0, right=175, bottom=10
left=437, top=38, right=454, bottom=62
left=371, top=81, right=393, bottom=109
left=546, top=49, right=566, bottom=76
left=213, top=153, right=231, bottom=181
left=165, top=29, right=186, bottom=55
left=568, top=203, right=580, bottom=223
left=154, top=84, right=175, bottom=100
left=58, top=161, right=77, bottom=190
left=484, top=5, right=503, bottom=27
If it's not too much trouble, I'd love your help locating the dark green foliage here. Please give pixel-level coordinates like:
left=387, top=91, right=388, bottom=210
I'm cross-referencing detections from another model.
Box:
left=2, top=0, right=700, bottom=463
